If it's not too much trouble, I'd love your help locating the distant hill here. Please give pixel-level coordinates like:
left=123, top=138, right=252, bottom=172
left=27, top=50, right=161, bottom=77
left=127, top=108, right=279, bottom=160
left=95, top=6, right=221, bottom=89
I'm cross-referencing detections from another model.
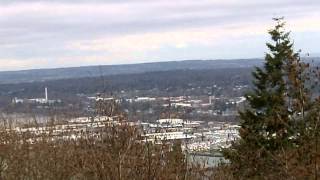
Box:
left=0, top=68, right=253, bottom=99
left=0, top=59, right=263, bottom=84
left=0, top=57, right=318, bottom=84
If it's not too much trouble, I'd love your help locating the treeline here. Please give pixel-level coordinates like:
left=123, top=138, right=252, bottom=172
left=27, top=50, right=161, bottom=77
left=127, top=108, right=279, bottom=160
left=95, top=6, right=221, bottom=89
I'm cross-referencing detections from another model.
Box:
left=0, top=68, right=252, bottom=98
left=0, top=102, right=218, bottom=179
left=0, top=123, right=203, bottom=179
left=0, top=59, right=263, bottom=84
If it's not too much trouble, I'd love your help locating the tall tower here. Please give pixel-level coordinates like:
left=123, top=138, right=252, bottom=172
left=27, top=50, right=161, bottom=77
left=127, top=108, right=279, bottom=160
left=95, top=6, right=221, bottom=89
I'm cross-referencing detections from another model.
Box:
left=45, top=87, right=48, bottom=102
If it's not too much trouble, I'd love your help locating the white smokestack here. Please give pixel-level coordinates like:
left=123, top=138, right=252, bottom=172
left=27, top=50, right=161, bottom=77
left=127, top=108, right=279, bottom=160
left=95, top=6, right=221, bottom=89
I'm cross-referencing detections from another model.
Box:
left=45, top=87, right=48, bottom=101
left=209, top=96, right=212, bottom=105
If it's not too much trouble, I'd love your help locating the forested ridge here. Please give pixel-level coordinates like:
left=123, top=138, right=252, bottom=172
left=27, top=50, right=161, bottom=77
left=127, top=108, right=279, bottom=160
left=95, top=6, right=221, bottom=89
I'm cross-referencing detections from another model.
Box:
left=0, top=68, right=252, bottom=97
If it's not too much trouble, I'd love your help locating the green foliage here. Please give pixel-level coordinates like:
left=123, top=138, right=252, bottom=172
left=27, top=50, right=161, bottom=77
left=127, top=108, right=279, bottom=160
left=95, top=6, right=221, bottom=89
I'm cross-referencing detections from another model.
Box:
left=242, top=17, right=295, bottom=150
left=223, top=18, right=316, bottom=178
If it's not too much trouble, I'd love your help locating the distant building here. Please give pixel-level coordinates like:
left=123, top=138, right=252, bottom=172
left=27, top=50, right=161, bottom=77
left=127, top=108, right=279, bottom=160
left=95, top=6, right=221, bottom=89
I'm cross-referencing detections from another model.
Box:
left=12, top=87, right=61, bottom=105
left=142, top=131, right=196, bottom=143
left=12, top=97, right=24, bottom=104
left=157, top=118, right=184, bottom=125
left=134, top=97, right=156, bottom=102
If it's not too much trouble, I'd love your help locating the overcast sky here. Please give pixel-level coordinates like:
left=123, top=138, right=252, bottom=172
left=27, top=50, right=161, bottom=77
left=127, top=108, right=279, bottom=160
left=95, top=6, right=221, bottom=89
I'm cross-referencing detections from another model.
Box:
left=0, top=0, right=319, bottom=71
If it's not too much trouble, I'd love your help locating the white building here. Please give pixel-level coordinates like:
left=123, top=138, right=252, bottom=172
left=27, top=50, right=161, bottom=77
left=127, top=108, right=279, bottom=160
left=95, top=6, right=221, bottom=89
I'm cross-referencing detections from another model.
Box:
left=143, top=131, right=196, bottom=142
left=157, top=118, right=184, bottom=125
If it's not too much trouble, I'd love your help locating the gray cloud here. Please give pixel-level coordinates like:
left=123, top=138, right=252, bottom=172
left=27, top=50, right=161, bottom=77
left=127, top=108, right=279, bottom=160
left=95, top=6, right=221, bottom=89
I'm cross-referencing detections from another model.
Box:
left=0, top=0, right=319, bottom=70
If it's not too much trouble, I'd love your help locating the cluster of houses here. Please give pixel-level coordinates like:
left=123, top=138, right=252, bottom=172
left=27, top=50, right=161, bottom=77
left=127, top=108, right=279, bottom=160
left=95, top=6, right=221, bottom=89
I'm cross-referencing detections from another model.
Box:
left=7, top=113, right=239, bottom=153
left=140, top=118, right=240, bottom=152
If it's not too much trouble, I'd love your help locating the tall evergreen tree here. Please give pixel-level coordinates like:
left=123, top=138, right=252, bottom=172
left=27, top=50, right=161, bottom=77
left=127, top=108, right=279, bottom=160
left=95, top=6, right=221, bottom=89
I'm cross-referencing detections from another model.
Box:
left=224, top=18, right=307, bottom=178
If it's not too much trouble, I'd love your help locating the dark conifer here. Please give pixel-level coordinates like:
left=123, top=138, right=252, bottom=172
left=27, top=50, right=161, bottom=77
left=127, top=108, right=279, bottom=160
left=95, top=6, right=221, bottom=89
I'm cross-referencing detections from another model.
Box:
left=224, top=18, right=308, bottom=178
